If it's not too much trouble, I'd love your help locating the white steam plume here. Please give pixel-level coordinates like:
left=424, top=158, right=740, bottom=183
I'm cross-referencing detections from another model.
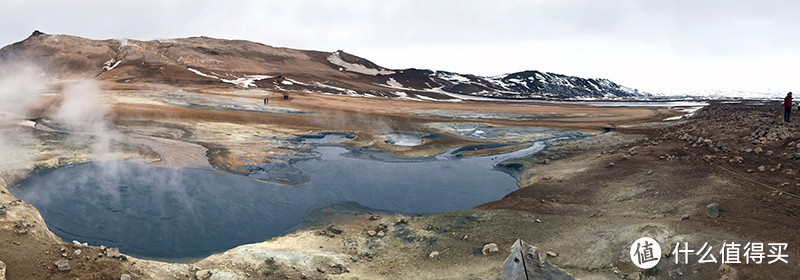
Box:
left=52, top=80, right=117, bottom=161
left=0, top=62, right=47, bottom=171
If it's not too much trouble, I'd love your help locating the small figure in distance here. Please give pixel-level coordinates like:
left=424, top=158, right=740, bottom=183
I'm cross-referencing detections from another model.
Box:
left=784, top=92, right=793, bottom=122
left=264, top=97, right=269, bottom=105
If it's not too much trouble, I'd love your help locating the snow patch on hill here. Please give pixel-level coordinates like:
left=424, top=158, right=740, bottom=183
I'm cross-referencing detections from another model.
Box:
left=187, top=68, right=271, bottom=88
left=103, top=59, right=121, bottom=71
left=327, top=51, right=395, bottom=76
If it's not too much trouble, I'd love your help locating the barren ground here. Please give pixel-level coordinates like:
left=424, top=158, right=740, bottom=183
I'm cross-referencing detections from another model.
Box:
left=1, top=85, right=797, bottom=280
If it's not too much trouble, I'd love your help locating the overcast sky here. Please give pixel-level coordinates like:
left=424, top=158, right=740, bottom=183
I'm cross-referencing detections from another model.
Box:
left=1, top=0, right=798, bottom=94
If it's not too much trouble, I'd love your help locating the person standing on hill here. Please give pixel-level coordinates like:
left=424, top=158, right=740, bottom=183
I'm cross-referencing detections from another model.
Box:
left=784, top=92, right=793, bottom=122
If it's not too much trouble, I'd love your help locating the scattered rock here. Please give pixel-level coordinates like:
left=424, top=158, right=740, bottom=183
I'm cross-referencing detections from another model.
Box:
left=719, top=263, right=739, bottom=280
left=546, top=251, right=558, bottom=258
left=74, top=249, right=81, bottom=256
left=396, top=218, right=408, bottom=225
left=0, top=260, right=5, bottom=280
left=766, top=150, right=774, bottom=156
left=607, top=162, right=615, bottom=167
left=327, top=226, right=342, bottom=235
left=120, top=274, right=131, bottom=280
left=0, top=206, right=5, bottom=216
left=55, top=259, right=70, bottom=271
left=376, top=230, right=385, bottom=237
left=196, top=269, right=212, bottom=280
left=369, top=215, right=380, bottom=220
left=482, top=243, right=499, bottom=255
left=535, top=218, right=542, bottom=223
left=542, top=174, right=552, bottom=180
left=706, top=203, right=720, bottom=218
left=758, top=165, right=766, bottom=172
left=744, top=148, right=753, bottom=153
left=367, top=230, right=377, bottom=237
left=754, top=147, right=763, bottom=154
left=681, top=214, right=690, bottom=220
left=429, top=251, right=440, bottom=258
left=105, top=247, right=121, bottom=258
left=647, top=169, right=653, bottom=175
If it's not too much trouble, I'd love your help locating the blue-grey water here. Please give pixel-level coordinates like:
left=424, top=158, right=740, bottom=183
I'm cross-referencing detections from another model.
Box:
left=10, top=141, right=545, bottom=260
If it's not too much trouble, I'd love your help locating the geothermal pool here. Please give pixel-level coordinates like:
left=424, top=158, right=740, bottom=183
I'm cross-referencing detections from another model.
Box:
left=11, top=140, right=546, bottom=260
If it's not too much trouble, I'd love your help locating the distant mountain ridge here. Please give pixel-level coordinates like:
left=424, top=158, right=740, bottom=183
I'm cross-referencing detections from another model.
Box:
left=0, top=31, right=645, bottom=100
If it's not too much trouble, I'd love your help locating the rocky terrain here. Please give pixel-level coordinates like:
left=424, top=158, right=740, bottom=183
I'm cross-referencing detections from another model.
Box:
left=0, top=31, right=797, bottom=280
left=0, top=31, right=643, bottom=100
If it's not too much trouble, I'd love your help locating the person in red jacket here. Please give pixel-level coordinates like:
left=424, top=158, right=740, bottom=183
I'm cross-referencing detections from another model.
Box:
left=784, top=92, right=793, bottom=122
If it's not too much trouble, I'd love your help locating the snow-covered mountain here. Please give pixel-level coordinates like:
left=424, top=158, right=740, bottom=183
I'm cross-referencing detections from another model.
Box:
left=0, top=31, right=646, bottom=101
left=433, top=70, right=642, bottom=99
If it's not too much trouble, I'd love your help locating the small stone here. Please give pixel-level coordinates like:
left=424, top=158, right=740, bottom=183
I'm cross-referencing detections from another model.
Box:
left=758, top=165, right=766, bottom=172
left=55, top=259, right=70, bottom=271
left=744, top=148, right=753, bottom=153
left=0, top=260, right=5, bottom=280
left=535, top=218, right=542, bottom=223
left=328, top=226, right=342, bottom=235
left=706, top=203, right=720, bottom=218
left=647, top=169, right=653, bottom=175
left=369, top=215, right=380, bottom=220
left=0, top=205, right=6, bottom=215
left=766, top=150, right=775, bottom=156
left=482, top=243, right=499, bottom=255
left=120, top=274, right=131, bottom=280
left=754, top=147, right=763, bottom=154
left=106, top=247, right=121, bottom=258
left=681, top=214, right=690, bottom=220
left=74, top=249, right=81, bottom=256
left=72, top=240, right=84, bottom=249
left=546, top=251, right=558, bottom=258
left=196, top=269, right=212, bottom=280
left=396, top=218, right=408, bottom=224
left=367, top=230, right=377, bottom=236
left=607, top=162, right=615, bottom=167
left=376, top=230, right=385, bottom=237
left=428, top=251, right=440, bottom=258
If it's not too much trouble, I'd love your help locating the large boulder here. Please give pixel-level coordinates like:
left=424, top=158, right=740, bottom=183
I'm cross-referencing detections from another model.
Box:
left=499, top=239, right=574, bottom=280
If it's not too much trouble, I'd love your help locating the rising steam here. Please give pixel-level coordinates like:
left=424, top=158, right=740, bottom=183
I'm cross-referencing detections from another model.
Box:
left=0, top=62, right=46, bottom=171
left=51, top=80, right=116, bottom=160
